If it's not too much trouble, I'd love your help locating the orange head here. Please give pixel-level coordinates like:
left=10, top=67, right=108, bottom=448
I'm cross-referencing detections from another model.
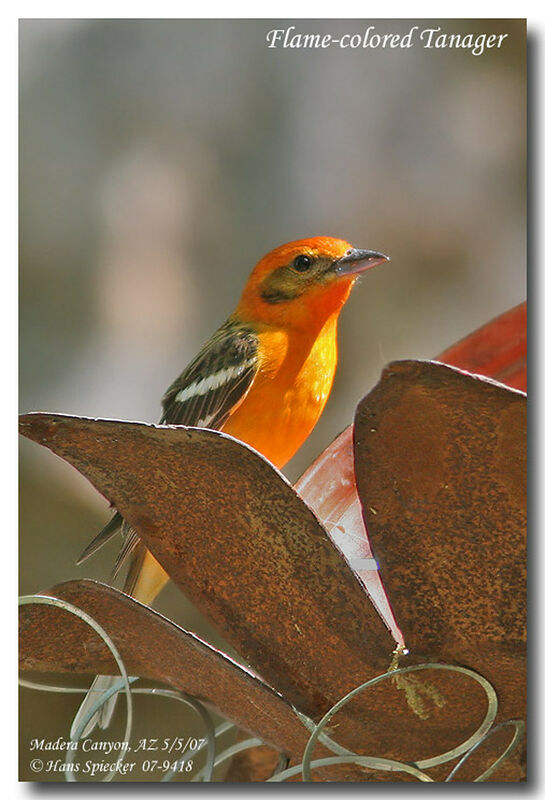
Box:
left=236, top=237, right=388, bottom=331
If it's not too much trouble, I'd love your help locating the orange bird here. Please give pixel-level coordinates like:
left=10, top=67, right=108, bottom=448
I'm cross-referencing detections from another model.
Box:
left=72, top=236, right=388, bottom=736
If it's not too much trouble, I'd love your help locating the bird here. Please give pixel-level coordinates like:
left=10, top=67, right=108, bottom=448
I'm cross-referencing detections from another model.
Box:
left=70, top=236, right=389, bottom=738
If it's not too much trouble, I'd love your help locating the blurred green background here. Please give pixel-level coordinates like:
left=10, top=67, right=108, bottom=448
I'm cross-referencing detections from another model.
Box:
left=19, top=19, right=526, bottom=781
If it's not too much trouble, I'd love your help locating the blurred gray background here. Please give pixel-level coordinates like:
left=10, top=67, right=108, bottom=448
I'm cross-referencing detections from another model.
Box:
left=19, top=19, right=526, bottom=780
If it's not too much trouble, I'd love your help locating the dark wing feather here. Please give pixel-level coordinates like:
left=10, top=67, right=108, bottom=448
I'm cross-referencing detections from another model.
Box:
left=160, top=318, right=259, bottom=428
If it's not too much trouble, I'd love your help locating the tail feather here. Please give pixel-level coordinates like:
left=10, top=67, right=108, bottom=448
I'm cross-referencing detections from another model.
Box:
left=111, top=528, right=141, bottom=583
left=76, top=512, right=124, bottom=565
left=70, top=675, right=120, bottom=739
left=73, top=519, right=169, bottom=737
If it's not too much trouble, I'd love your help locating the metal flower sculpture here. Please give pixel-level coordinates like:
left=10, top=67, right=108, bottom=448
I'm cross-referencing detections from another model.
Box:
left=19, top=303, right=526, bottom=782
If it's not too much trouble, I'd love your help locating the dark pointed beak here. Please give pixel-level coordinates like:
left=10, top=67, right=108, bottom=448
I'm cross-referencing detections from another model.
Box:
left=333, top=248, right=389, bottom=277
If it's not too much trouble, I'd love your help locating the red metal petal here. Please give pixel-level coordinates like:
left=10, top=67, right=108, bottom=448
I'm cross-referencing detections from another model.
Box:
left=294, top=426, right=403, bottom=645
left=437, top=302, right=526, bottom=391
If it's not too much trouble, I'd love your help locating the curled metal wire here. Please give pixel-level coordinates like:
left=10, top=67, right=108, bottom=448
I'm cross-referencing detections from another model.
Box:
left=268, top=663, right=524, bottom=782
left=19, top=594, right=524, bottom=783
left=18, top=594, right=218, bottom=782
left=445, top=719, right=526, bottom=782
left=19, top=594, right=134, bottom=783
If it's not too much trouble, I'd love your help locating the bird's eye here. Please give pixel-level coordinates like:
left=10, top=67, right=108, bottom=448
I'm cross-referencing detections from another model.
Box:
left=293, top=254, right=312, bottom=272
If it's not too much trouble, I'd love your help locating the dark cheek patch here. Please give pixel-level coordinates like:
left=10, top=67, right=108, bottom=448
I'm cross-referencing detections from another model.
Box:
left=260, top=267, right=307, bottom=304
left=260, top=285, right=300, bottom=304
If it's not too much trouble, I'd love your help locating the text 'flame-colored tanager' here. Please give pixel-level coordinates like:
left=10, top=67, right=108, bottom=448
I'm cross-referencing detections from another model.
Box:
left=72, top=236, right=389, bottom=737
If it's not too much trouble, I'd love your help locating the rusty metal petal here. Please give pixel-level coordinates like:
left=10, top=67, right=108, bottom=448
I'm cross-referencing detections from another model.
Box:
left=19, top=413, right=395, bottom=728
left=21, top=580, right=381, bottom=781
left=353, top=360, right=526, bottom=726
left=19, top=579, right=311, bottom=758
left=20, top=412, right=519, bottom=770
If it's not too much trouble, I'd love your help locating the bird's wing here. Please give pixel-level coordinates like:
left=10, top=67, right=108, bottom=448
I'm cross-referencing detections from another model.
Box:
left=76, top=320, right=259, bottom=568
left=160, top=318, right=260, bottom=428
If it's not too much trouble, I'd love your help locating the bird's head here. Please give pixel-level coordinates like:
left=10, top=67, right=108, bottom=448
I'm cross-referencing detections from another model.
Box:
left=236, top=237, right=389, bottom=330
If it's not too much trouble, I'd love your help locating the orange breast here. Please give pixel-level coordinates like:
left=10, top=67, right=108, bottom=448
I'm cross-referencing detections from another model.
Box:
left=222, top=318, right=339, bottom=468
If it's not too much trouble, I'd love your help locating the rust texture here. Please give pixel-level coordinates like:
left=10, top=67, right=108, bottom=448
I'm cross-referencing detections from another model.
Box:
left=224, top=740, right=282, bottom=782
left=18, top=413, right=395, bottom=729
left=18, top=580, right=422, bottom=781
left=19, top=579, right=312, bottom=759
left=19, top=414, right=510, bottom=771
left=353, top=360, right=526, bottom=734
left=437, top=302, right=526, bottom=391
left=19, top=579, right=523, bottom=781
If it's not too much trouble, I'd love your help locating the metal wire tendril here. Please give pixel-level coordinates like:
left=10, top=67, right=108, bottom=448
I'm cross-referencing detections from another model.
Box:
left=19, top=594, right=524, bottom=783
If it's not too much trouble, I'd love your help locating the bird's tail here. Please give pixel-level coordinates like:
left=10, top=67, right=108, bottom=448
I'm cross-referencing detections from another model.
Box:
left=73, top=522, right=169, bottom=737
left=70, top=674, right=121, bottom=739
